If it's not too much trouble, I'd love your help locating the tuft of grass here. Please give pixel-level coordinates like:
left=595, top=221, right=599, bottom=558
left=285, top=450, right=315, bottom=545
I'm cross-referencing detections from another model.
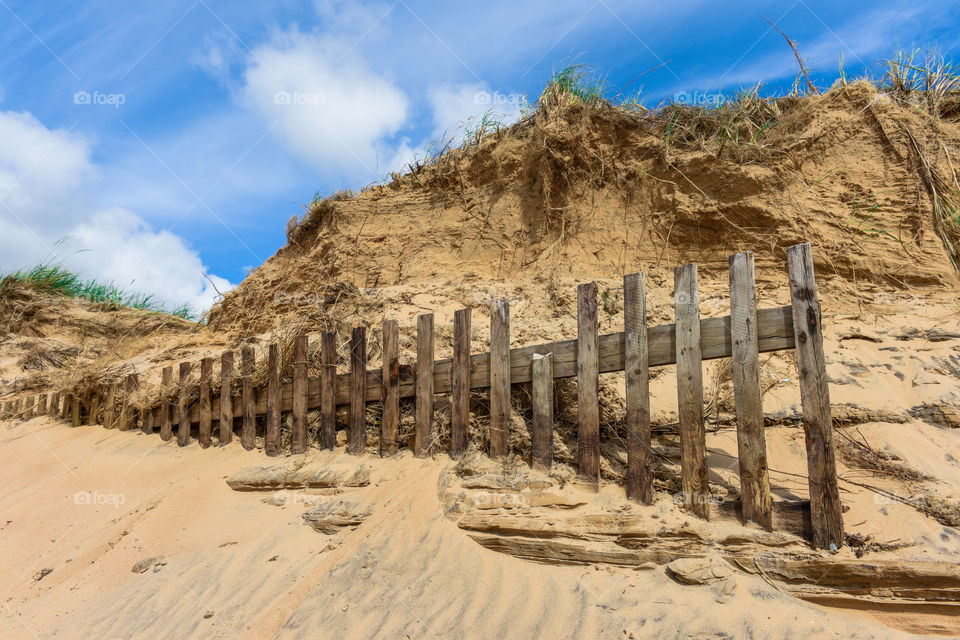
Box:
left=540, top=63, right=609, bottom=106
left=1, top=261, right=196, bottom=320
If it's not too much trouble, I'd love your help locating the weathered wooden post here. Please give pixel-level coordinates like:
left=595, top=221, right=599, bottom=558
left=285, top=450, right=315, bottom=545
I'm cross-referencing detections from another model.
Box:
left=531, top=353, right=553, bottom=470
left=348, top=327, right=367, bottom=455
left=624, top=272, right=653, bottom=505
left=450, top=309, right=471, bottom=456
left=380, top=321, right=399, bottom=457
left=787, top=242, right=844, bottom=550
left=729, top=251, right=773, bottom=529
left=219, top=351, right=234, bottom=445
left=177, top=362, right=191, bottom=446
left=241, top=346, right=256, bottom=450
left=292, top=335, right=309, bottom=454
left=577, top=282, right=600, bottom=483
left=489, top=299, right=510, bottom=458
left=198, top=357, right=213, bottom=448
left=320, top=332, right=337, bottom=450
left=414, top=314, right=434, bottom=457
left=265, top=344, right=280, bottom=456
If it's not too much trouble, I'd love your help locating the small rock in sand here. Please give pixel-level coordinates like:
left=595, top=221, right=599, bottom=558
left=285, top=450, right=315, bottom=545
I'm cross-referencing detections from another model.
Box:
left=33, top=568, right=52, bottom=581
left=666, top=556, right=733, bottom=585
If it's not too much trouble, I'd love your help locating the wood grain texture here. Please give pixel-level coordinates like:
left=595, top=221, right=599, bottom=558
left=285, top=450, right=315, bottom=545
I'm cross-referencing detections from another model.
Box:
left=143, top=406, right=154, bottom=434
left=675, top=264, right=709, bottom=519
left=577, top=282, right=600, bottom=482
left=729, top=251, right=773, bottom=530
left=160, top=368, right=173, bottom=441
left=219, top=351, right=234, bottom=445
left=198, top=357, right=213, bottom=448
left=292, top=335, right=309, bottom=454
left=241, top=346, right=256, bottom=450
left=414, top=314, right=434, bottom=457
left=320, top=332, right=337, bottom=450
left=103, top=383, right=117, bottom=430
left=348, top=327, right=367, bottom=455
left=37, top=393, right=47, bottom=415
left=380, top=320, right=399, bottom=457
left=124, top=374, right=139, bottom=431
left=24, top=395, right=35, bottom=420
left=489, top=299, right=510, bottom=458
left=177, top=362, right=191, bottom=446
left=624, top=272, right=652, bottom=505
left=71, top=394, right=81, bottom=427
left=531, top=352, right=553, bottom=470
left=787, top=242, right=844, bottom=550
left=265, top=343, right=280, bottom=456
left=451, top=308, right=471, bottom=457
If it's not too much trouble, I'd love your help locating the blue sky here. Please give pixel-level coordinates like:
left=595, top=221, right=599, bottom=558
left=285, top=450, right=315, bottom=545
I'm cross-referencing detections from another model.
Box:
left=1, top=0, right=958, bottom=314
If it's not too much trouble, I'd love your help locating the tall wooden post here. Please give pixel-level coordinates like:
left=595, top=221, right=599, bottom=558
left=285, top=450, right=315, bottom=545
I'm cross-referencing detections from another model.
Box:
left=787, top=242, right=844, bottom=549
left=414, top=314, right=434, bottom=457
left=380, top=320, right=399, bottom=457
left=675, top=264, right=709, bottom=519
left=729, top=251, right=773, bottom=529
left=241, top=346, right=256, bottom=450
left=489, top=299, right=510, bottom=458
left=219, top=351, right=234, bottom=445
left=451, top=309, right=471, bottom=457
left=265, top=343, right=280, bottom=456
left=177, top=362, right=192, bottom=446
left=577, top=282, right=600, bottom=482
left=624, top=272, right=653, bottom=504
left=292, top=335, right=309, bottom=454
left=160, top=368, right=173, bottom=441
left=531, top=353, right=554, bottom=470
left=124, top=373, right=139, bottom=431
left=198, top=358, right=213, bottom=448
left=319, top=332, right=337, bottom=450
left=348, top=327, right=367, bottom=455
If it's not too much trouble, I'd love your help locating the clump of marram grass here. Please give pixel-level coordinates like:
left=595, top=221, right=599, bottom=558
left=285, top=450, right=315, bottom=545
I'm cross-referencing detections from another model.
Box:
left=1, top=261, right=196, bottom=319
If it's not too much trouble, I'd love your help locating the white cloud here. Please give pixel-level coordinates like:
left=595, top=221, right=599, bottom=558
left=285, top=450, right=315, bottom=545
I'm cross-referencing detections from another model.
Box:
left=428, top=82, right=525, bottom=141
left=0, top=109, right=233, bottom=315
left=242, top=28, right=409, bottom=177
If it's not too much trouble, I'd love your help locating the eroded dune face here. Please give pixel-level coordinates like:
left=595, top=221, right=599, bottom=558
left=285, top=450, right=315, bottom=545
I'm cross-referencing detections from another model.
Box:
left=3, top=420, right=955, bottom=639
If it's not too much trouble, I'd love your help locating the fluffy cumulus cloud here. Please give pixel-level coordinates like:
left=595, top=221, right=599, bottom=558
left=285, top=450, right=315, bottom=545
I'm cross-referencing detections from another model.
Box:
left=0, top=110, right=232, bottom=315
left=428, top=82, right=525, bottom=141
left=242, top=28, right=409, bottom=176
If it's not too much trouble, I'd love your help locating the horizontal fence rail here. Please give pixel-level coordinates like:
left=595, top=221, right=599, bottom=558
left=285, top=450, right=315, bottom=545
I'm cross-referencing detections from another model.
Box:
left=1, top=243, right=843, bottom=550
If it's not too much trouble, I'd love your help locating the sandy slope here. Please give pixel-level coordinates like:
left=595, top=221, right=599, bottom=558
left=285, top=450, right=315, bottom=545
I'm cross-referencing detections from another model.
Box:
left=0, top=416, right=936, bottom=640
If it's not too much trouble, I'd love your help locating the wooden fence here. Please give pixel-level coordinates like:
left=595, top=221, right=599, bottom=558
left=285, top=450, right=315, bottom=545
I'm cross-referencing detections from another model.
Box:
left=1, top=243, right=844, bottom=549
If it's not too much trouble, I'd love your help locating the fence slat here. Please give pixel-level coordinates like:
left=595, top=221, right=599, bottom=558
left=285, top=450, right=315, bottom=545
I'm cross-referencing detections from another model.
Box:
left=38, top=393, right=47, bottom=415
left=624, top=272, right=653, bottom=504
left=199, top=358, right=213, bottom=448
left=88, top=390, right=100, bottom=426
left=349, top=327, right=367, bottom=455
left=160, top=368, right=173, bottom=440
left=59, top=394, right=68, bottom=419
left=415, top=314, right=434, bottom=457
left=266, top=343, right=280, bottom=456
left=729, top=251, right=773, bottom=530
left=451, top=308, right=471, bottom=457
left=124, top=374, right=139, bottom=431
left=320, top=332, right=337, bottom=450
left=49, top=392, right=60, bottom=417
left=577, top=282, right=600, bottom=482
left=71, top=394, right=81, bottom=427
left=178, top=363, right=192, bottom=445
left=241, top=346, right=256, bottom=450
left=220, top=351, right=234, bottom=445
left=675, top=264, right=709, bottom=519
left=787, top=242, right=844, bottom=550
left=24, top=395, right=36, bottom=420
left=489, top=299, right=510, bottom=458
left=103, top=383, right=116, bottom=429
left=531, top=352, right=553, bottom=470
left=380, top=320, right=399, bottom=457
left=292, top=335, right=309, bottom=454
left=143, top=407, right=154, bottom=434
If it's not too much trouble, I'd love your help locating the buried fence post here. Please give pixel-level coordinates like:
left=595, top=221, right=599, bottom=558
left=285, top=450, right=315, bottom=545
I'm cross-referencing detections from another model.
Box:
left=320, top=332, right=337, bottom=450
left=414, top=314, right=434, bottom=457
left=103, top=383, right=117, bottom=429
left=624, top=272, right=653, bottom=505
left=577, top=282, right=600, bottom=483
left=199, top=358, right=213, bottom=448
left=24, top=395, right=36, bottom=420
left=266, top=344, right=280, bottom=456
left=87, top=390, right=100, bottom=426
left=380, top=320, right=399, bottom=457
left=292, top=335, right=309, bottom=454
left=451, top=309, right=471, bottom=457
left=220, top=351, right=234, bottom=445
left=160, top=368, right=173, bottom=440
left=531, top=352, right=553, bottom=470
left=675, top=263, right=709, bottom=520
left=348, top=327, right=367, bottom=455
left=71, top=394, right=81, bottom=427
left=787, top=242, right=844, bottom=550
left=123, top=374, right=139, bottom=431
left=729, top=251, right=774, bottom=530
left=489, top=299, right=510, bottom=458
left=37, top=393, right=47, bottom=415
left=177, top=362, right=192, bottom=446
left=241, top=347, right=256, bottom=450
